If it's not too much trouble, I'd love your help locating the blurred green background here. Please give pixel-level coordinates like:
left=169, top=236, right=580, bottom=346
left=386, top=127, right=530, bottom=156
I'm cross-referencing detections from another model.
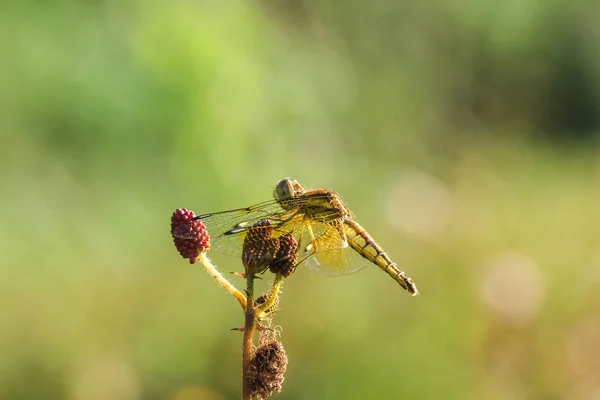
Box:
left=1, top=1, right=599, bottom=399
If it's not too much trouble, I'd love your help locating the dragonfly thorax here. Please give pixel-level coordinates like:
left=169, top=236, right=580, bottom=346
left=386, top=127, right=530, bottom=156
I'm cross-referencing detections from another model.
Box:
left=274, top=178, right=351, bottom=224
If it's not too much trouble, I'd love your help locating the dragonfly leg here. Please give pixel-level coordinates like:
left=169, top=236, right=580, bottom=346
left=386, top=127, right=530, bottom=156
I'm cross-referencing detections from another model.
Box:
left=291, top=220, right=320, bottom=267
left=305, top=220, right=320, bottom=252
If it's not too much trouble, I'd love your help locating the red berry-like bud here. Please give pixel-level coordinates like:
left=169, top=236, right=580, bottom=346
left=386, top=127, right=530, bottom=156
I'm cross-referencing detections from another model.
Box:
left=171, top=208, right=210, bottom=263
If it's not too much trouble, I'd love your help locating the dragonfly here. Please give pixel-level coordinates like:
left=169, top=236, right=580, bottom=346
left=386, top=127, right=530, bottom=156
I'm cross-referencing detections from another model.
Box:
left=182, top=178, right=418, bottom=295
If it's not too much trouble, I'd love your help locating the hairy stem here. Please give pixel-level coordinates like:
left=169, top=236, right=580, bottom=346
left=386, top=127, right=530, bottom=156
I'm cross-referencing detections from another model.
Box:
left=198, top=253, right=247, bottom=309
left=242, top=270, right=257, bottom=400
left=254, top=273, right=283, bottom=318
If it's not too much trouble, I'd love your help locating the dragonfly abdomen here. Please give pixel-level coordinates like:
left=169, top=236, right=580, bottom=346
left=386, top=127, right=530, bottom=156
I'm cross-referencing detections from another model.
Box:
left=344, top=220, right=419, bottom=296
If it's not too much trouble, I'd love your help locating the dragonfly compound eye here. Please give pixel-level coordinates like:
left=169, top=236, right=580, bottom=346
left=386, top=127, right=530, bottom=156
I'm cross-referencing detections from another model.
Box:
left=274, top=178, right=294, bottom=200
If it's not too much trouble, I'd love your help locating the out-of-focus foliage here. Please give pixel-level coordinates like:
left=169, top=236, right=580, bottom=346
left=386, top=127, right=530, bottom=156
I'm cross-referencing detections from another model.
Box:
left=1, top=1, right=598, bottom=399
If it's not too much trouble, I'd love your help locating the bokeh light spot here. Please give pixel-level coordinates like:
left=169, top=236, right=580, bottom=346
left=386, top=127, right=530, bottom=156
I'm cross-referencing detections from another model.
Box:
left=480, top=252, right=545, bottom=323
left=384, top=170, right=453, bottom=239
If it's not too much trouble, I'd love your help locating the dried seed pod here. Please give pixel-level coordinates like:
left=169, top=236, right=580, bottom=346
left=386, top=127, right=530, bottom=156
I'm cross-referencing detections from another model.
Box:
left=246, top=340, right=288, bottom=399
left=254, top=293, right=279, bottom=314
left=254, top=293, right=269, bottom=307
left=269, top=233, right=298, bottom=278
left=242, top=220, right=280, bottom=274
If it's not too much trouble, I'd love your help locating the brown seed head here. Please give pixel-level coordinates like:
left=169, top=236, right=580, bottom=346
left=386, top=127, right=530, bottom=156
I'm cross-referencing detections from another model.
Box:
left=171, top=208, right=210, bottom=263
left=269, top=233, right=298, bottom=278
left=254, top=293, right=279, bottom=314
left=246, top=340, right=288, bottom=399
left=242, top=220, right=280, bottom=274
left=254, top=294, right=269, bottom=308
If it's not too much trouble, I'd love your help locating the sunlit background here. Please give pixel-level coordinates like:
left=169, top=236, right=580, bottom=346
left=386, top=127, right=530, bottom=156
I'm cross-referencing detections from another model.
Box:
left=1, top=1, right=599, bottom=399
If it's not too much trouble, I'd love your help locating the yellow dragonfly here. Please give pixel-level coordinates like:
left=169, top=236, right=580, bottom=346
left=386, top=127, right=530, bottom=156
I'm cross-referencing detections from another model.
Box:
left=184, top=178, right=418, bottom=295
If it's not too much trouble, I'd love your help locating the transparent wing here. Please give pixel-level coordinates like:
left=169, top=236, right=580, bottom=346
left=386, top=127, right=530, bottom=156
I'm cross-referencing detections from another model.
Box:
left=299, top=220, right=370, bottom=276
left=183, top=193, right=341, bottom=258
left=176, top=184, right=377, bottom=277
left=192, top=200, right=288, bottom=257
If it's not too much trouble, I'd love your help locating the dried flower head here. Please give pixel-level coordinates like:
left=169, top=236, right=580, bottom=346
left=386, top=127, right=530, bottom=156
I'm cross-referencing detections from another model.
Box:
left=246, top=340, right=288, bottom=399
left=269, top=233, right=298, bottom=278
left=242, top=220, right=280, bottom=274
left=254, top=293, right=269, bottom=308
left=171, top=208, right=210, bottom=263
left=254, top=293, right=280, bottom=315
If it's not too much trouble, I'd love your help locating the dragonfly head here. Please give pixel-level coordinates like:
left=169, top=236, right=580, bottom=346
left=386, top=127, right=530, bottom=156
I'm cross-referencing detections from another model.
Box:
left=274, top=178, right=306, bottom=209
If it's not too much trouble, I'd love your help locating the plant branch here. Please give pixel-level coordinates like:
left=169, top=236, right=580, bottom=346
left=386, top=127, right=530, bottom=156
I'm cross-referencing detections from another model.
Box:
left=254, top=273, right=283, bottom=318
left=198, top=253, right=247, bottom=309
left=242, top=270, right=258, bottom=400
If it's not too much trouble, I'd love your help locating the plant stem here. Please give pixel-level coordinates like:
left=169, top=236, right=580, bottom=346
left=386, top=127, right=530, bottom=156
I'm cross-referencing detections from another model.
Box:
left=242, top=270, right=257, bottom=400
left=198, top=253, right=247, bottom=309
left=254, top=273, right=283, bottom=318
